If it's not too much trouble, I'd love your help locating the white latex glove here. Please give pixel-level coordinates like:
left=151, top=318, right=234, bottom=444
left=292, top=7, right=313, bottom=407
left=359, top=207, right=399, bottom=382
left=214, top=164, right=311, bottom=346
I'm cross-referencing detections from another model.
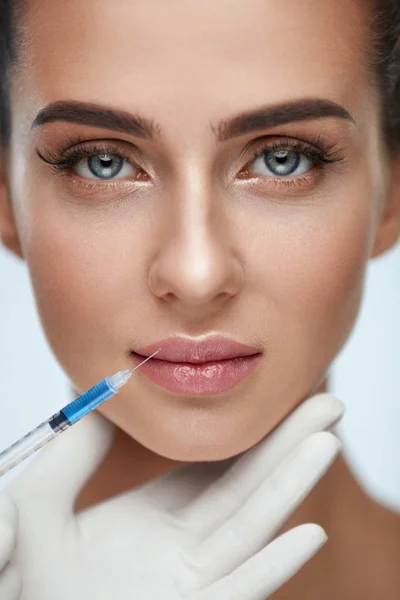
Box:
left=0, top=494, right=21, bottom=599
left=2, top=392, right=344, bottom=600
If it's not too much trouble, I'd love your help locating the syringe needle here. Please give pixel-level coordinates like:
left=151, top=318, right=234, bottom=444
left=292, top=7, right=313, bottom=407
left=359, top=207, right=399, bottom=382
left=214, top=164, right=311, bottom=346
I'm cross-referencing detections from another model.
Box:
left=129, top=348, right=161, bottom=373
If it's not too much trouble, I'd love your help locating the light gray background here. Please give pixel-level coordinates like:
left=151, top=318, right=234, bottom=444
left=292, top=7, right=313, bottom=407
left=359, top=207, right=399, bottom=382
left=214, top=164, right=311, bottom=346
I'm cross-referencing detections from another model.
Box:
left=0, top=243, right=399, bottom=511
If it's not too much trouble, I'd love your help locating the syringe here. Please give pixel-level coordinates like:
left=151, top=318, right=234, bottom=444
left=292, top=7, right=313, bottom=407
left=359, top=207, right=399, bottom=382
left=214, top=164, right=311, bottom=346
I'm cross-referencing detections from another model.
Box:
left=0, top=349, right=161, bottom=477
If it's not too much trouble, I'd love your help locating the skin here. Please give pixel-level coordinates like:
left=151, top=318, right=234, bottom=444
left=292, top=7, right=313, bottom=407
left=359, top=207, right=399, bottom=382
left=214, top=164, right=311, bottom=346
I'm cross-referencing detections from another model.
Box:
left=0, top=0, right=400, bottom=597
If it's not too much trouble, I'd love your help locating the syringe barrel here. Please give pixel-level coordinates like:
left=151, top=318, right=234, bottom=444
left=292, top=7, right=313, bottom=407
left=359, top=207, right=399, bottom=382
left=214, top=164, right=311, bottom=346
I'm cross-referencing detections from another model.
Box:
left=61, top=377, right=116, bottom=423
left=0, top=377, right=118, bottom=477
left=0, top=421, right=58, bottom=477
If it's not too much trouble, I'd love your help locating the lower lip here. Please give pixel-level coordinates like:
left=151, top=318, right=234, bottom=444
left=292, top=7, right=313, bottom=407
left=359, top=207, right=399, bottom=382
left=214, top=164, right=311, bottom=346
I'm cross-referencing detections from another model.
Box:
left=130, top=352, right=263, bottom=396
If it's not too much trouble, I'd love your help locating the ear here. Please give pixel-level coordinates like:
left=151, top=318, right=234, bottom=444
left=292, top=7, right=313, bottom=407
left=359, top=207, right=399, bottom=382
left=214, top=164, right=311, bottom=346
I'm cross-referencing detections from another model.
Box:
left=371, top=157, right=400, bottom=258
left=0, top=149, right=24, bottom=259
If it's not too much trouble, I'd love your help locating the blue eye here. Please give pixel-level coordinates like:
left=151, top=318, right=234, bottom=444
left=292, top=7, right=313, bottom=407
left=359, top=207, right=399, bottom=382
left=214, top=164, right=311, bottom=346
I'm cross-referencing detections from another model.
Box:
left=85, top=154, right=124, bottom=179
left=35, top=144, right=141, bottom=182
left=250, top=148, right=313, bottom=178
left=74, top=153, right=139, bottom=181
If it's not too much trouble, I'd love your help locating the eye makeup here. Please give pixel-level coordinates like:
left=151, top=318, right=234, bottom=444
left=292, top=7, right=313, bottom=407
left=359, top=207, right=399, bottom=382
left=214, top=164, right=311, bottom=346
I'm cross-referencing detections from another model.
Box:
left=34, top=130, right=347, bottom=197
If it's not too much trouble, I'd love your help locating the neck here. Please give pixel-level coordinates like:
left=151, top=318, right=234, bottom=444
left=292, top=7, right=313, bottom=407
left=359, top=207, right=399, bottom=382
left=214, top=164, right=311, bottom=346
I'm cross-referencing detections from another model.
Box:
left=274, top=376, right=400, bottom=599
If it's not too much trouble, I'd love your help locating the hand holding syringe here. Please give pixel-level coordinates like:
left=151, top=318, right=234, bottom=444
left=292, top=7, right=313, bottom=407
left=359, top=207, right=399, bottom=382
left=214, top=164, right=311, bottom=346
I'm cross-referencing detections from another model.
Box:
left=0, top=349, right=161, bottom=478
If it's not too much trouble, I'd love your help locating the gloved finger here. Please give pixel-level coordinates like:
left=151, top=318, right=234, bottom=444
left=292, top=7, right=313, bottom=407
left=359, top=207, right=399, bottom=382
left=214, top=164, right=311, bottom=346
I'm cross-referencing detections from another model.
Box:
left=188, top=523, right=327, bottom=600
left=0, top=494, right=18, bottom=572
left=7, top=411, right=115, bottom=515
left=0, top=562, right=22, bottom=600
left=175, top=393, right=344, bottom=530
left=185, top=432, right=340, bottom=588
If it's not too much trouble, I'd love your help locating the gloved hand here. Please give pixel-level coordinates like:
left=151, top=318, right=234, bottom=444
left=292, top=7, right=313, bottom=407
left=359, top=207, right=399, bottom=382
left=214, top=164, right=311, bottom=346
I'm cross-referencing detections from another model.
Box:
left=0, top=494, right=21, bottom=599
left=2, top=392, right=344, bottom=600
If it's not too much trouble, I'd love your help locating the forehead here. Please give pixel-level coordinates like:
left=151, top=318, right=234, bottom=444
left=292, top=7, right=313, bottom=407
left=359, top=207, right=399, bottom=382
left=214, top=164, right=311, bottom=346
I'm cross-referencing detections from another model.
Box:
left=16, top=0, right=370, bottom=134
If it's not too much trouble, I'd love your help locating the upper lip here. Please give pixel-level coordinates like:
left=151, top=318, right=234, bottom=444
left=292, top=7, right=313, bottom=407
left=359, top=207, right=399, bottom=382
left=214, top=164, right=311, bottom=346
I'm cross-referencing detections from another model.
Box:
left=133, top=335, right=262, bottom=364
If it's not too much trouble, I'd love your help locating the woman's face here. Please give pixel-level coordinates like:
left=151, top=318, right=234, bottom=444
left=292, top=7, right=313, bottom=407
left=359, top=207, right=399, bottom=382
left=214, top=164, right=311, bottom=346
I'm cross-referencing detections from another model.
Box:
left=0, top=0, right=397, bottom=460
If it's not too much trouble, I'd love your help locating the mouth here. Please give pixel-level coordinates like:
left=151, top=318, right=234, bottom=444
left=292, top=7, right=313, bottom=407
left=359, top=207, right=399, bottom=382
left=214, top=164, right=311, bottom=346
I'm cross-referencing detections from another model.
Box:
left=129, top=335, right=263, bottom=396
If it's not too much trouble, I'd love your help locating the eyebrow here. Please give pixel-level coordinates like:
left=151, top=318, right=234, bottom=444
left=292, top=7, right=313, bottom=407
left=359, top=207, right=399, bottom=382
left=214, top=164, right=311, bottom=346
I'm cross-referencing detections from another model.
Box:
left=214, top=98, right=356, bottom=141
left=31, top=100, right=162, bottom=140
left=31, top=98, right=356, bottom=142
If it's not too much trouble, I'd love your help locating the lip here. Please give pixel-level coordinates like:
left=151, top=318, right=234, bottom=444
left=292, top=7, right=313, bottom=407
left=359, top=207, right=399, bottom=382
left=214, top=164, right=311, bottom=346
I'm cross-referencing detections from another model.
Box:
left=134, top=335, right=261, bottom=363
left=130, top=335, right=263, bottom=396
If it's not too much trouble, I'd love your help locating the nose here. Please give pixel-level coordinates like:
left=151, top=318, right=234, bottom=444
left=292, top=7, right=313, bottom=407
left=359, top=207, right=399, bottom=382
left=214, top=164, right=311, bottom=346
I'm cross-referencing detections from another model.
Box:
left=148, top=186, right=244, bottom=320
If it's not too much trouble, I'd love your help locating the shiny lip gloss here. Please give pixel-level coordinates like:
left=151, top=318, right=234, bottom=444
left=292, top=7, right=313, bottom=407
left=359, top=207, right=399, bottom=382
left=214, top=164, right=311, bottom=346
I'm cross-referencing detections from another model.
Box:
left=130, top=335, right=263, bottom=396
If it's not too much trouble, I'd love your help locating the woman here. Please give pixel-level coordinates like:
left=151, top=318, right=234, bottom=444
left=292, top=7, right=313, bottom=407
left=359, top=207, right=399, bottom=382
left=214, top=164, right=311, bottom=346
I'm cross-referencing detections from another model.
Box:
left=0, top=0, right=399, bottom=597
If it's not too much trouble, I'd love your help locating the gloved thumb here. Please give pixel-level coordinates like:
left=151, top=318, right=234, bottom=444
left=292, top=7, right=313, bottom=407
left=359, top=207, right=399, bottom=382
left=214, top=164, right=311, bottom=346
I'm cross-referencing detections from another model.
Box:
left=6, top=411, right=116, bottom=513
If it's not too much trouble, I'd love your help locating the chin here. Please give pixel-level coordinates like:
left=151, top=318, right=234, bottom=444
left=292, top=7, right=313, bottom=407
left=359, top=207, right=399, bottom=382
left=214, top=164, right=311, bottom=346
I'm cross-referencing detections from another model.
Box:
left=131, top=419, right=270, bottom=463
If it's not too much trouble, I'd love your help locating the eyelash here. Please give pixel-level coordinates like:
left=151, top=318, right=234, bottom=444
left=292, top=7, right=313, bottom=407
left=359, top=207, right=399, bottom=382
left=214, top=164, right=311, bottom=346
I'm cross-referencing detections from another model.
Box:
left=35, top=133, right=346, bottom=191
left=244, top=135, right=345, bottom=178
left=36, top=139, right=142, bottom=190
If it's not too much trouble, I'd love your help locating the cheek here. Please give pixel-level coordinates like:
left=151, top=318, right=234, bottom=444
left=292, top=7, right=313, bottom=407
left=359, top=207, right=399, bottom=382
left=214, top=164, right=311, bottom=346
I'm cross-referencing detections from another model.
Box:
left=256, top=194, right=374, bottom=391
left=24, top=204, right=150, bottom=379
